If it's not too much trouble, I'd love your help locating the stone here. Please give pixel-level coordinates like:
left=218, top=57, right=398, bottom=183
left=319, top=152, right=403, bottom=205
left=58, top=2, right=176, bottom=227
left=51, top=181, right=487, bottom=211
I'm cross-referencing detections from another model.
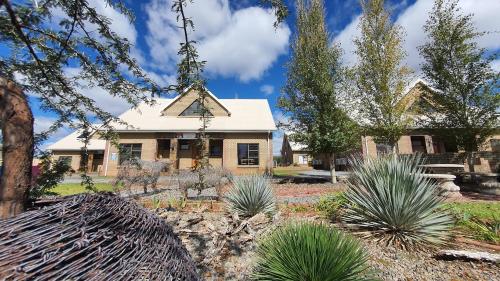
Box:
left=436, top=250, right=500, bottom=263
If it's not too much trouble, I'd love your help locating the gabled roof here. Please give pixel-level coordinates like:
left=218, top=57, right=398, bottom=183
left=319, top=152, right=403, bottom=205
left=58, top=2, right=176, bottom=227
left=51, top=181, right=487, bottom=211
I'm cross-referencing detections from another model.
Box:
left=47, top=129, right=106, bottom=151
left=162, top=85, right=231, bottom=116
left=283, top=133, right=309, bottom=152
left=111, top=98, right=276, bottom=132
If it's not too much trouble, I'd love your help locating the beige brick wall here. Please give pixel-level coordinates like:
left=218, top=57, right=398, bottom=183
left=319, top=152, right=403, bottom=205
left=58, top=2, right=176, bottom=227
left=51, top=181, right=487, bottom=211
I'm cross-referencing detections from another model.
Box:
left=163, top=89, right=229, bottom=117
left=51, top=151, right=81, bottom=171
left=105, top=133, right=160, bottom=175
left=103, top=132, right=273, bottom=176
left=222, top=133, right=272, bottom=175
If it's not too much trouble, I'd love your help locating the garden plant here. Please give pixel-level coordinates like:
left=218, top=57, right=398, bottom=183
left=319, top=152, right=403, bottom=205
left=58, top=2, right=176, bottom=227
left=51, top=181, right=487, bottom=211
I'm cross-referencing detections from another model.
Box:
left=343, top=154, right=454, bottom=248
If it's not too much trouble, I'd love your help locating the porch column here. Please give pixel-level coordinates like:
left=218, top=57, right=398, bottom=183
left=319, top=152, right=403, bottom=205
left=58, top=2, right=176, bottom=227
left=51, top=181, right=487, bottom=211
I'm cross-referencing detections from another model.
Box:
left=425, top=135, right=434, bottom=154
left=170, top=138, right=178, bottom=169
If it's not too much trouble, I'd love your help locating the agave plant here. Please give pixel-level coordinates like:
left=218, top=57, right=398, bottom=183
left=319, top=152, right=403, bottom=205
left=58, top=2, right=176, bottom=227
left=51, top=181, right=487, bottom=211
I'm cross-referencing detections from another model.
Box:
left=343, top=154, right=454, bottom=248
left=252, top=222, right=372, bottom=281
left=225, top=175, right=276, bottom=217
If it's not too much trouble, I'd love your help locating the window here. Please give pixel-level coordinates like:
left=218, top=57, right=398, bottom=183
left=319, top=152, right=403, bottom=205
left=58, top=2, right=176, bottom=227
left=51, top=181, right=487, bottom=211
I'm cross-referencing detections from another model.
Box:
left=119, top=143, right=142, bottom=164
left=58, top=156, right=72, bottom=165
left=179, top=100, right=213, bottom=116
left=411, top=136, right=427, bottom=153
left=179, top=139, right=190, bottom=150
left=376, top=144, right=392, bottom=156
left=209, top=139, right=223, bottom=157
left=237, top=143, right=259, bottom=165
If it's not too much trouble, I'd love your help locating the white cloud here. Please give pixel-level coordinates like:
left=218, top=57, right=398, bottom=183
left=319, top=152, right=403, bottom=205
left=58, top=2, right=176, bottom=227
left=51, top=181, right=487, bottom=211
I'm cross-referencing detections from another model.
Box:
left=333, top=15, right=360, bottom=66
left=333, top=0, right=500, bottom=72
left=64, top=67, right=134, bottom=116
left=144, top=0, right=291, bottom=81
left=491, top=59, right=500, bottom=72
left=260, top=84, right=274, bottom=95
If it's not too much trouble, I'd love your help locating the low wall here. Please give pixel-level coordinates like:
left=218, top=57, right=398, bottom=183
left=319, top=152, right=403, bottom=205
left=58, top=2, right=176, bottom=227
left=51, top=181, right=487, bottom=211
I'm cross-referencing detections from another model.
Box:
left=400, top=152, right=500, bottom=173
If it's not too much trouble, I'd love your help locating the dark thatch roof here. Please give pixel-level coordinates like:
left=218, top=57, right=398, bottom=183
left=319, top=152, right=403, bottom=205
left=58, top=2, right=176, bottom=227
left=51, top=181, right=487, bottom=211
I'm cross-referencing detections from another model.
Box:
left=0, top=193, right=200, bottom=280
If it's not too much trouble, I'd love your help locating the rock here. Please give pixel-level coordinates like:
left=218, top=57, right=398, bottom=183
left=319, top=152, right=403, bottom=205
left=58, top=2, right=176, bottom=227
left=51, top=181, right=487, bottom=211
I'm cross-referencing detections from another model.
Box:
left=436, top=250, right=500, bottom=263
left=247, top=213, right=270, bottom=229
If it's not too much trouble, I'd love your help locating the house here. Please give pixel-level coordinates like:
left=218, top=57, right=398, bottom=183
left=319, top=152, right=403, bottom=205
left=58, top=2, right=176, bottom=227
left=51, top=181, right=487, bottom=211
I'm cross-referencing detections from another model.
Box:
left=281, top=79, right=500, bottom=173
left=281, top=134, right=311, bottom=166
left=48, top=86, right=276, bottom=176
left=47, top=129, right=106, bottom=173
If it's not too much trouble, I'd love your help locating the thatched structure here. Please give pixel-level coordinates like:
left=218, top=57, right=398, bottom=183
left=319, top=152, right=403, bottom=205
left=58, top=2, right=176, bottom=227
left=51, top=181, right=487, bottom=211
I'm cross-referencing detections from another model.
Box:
left=0, top=193, right=200, bottom=280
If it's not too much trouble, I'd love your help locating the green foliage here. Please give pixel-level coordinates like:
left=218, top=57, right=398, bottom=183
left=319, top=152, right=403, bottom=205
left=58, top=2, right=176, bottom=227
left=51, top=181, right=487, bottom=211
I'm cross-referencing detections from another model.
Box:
left=279, top=0, right=360, bottom=159
left=225, top=175, right=276, bottom=217
left=151, top=196, right=162, bottom=210
left=30, top=152, right=72, bottom=199
left=418, top=0, right=499, bottom=154
left=315, top=192, right=349, bottom=221
left=252, top=222, right=372, bottom=281
left=354, top=0, right=413, bottom=148
left=47, top=183, right=114, bottom=196
left=444, top=202, right=500, bottom=243
left=343, top=154, right=454, bottom=248
left=0, top=0, right=158, bottom=143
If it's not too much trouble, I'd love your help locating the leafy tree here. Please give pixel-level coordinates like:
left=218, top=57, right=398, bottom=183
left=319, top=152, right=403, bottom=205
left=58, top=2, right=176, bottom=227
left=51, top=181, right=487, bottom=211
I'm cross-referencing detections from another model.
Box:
left=354, top=0, right=412, bottom=152
left=279, top=0, right=359, bottom=183
left=418, top=0, right=499, bottom=172
left=29, top=152, right=72, bottom=200
left=0, top=0, right=158, bottom=217
left=173, top=0, right=288, bottom=187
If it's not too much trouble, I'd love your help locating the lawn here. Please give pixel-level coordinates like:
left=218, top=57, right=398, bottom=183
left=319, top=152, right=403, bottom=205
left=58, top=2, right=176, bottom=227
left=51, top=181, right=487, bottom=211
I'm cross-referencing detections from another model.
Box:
left=273, top=166, right=311, bottom=177
left=51, top=183, right=115, bottom=196
left=442, top=201, right=500, bottom=244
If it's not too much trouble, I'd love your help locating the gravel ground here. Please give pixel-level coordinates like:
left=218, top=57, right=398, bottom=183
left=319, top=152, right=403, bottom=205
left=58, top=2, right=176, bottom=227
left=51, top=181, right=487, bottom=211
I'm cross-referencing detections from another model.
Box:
left=157, top=210, right=499, bottom=281
left=362, top=239, right=499, bottom=280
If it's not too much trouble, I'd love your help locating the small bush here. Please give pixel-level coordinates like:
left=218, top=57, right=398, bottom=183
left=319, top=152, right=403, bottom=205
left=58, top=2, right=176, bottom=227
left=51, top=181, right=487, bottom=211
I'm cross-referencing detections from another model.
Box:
left=343, top=155, right=454, bottom=248
left=225, top=175, right=276, bottom=217
left=252, top=222, right=372, bottom=281
left=177, top=167, right=231, bottom=199
left=315, top=192, right=349, bottom=221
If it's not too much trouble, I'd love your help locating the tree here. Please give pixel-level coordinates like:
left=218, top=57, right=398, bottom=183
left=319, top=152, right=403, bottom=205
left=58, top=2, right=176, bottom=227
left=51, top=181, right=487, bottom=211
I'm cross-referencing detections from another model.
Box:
left=172, top=0, right=288, bottom=188
left=0, top=0, right=158, bottom=218
left=354, top=0, right=412, bottom=152
left=418, top=0, right=499, bottom=172
left=279, top=0, right=359, bottom=183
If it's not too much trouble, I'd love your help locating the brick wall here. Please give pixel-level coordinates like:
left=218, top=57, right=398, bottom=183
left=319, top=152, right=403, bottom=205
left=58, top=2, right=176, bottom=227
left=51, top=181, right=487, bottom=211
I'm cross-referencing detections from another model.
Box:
left=222, top=133, right=272, bottom=174
left=103, top=132, right=273, bottom=176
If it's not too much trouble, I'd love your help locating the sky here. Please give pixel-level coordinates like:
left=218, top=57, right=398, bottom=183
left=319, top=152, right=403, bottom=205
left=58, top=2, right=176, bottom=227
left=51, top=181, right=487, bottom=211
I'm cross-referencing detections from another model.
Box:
left=24, top=0, right=500, bottom=154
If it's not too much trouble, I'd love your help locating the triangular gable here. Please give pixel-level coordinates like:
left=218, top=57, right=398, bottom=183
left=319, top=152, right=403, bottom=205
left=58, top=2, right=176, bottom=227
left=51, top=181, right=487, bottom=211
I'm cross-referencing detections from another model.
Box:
left=162, top=86, right=231, bottom=117
left=400, top=79, right=437, bottom=112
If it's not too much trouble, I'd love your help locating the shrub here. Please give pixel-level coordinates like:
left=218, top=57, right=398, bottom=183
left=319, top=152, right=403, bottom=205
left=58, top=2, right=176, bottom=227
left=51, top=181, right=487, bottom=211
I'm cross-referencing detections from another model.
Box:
left=177, top=167, right=231, bottom=199
left=30, top=152, right=72, bottom=199
left=252, top=222, right=371, bottom=281
left=343, top=154, right=453, bottom=248
left=225, top=175, right=276, bottom=217
left=315, top=192, right=349, bottom=221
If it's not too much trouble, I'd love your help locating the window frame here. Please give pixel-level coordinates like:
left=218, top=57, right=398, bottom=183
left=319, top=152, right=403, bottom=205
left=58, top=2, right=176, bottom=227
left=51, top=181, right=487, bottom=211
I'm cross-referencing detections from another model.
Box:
left=237, top=143, right=259, bottom=166
left=209, top=139, right=223, bottom=158
left=119, top=143, right=142, bottom=164
left=58, top=156, right=72, bottom=165
left=179, top=100, right=213, bottom=117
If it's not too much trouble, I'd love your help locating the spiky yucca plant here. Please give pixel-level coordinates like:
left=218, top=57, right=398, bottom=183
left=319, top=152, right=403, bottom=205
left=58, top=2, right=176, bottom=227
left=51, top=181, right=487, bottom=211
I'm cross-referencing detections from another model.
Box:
left=225, top=175, right=276, bottom=217
left=343, top=154, right=453, bottom=248
left=252, top=222, right=372, bottom=281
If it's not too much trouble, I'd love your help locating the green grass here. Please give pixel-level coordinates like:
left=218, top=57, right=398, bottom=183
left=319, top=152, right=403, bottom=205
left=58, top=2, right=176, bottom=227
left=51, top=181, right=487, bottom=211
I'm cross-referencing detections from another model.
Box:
left=51, top=183, right=115, bottom=196
left=443, top=201, right=500, bottom=221
left=272, top=167, right=309, bottom=177
left=442, top=201, right=500, bottom=243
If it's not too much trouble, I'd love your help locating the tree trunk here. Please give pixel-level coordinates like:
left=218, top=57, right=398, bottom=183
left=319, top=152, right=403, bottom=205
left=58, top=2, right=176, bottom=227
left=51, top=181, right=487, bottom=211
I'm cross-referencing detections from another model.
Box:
left=330, top=153, right=337, bottom=184
left=0, top=77, right=34, bottom=219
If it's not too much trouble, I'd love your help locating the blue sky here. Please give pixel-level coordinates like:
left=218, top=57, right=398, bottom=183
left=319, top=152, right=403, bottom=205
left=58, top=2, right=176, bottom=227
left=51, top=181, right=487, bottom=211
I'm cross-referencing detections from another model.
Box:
left=23, top=0, right=500, bottom=154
